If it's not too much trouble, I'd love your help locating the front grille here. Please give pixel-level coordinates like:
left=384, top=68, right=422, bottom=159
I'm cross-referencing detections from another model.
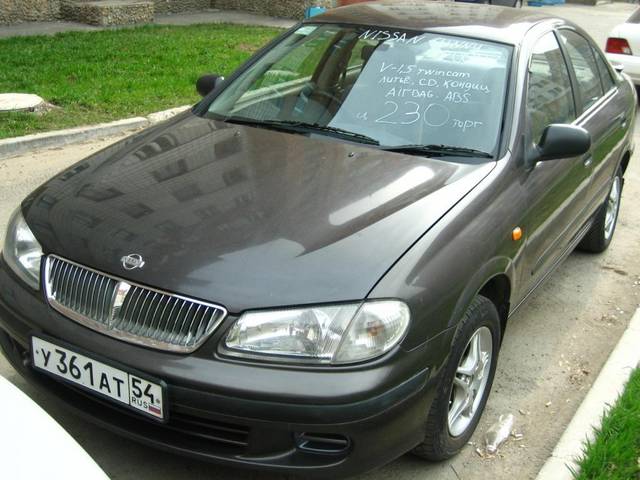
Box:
left=65, top=377, right=251, bottom=449
left=168, top=411, right=250, bottom=447
left=44, top=255, right=227, bottom=353
left=1, top=330, right=251, bottom=454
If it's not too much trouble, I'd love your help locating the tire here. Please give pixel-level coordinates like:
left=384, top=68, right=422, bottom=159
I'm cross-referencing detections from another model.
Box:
left=412, top=295, right=501, bottom=461
left=578, top=167, right=623, bottom=253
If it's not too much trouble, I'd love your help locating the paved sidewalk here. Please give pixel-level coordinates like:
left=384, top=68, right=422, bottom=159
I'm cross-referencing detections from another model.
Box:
left=155, top=9, right=295, bottom=28
left=1, top=3, right=636, bottom=43
left=527, top=2, right=637, bottom=48
left=0, top=9, right=295, bottom=39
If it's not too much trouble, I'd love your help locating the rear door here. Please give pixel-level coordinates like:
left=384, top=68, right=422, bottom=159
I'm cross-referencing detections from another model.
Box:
left=556, top=29, right=627, bottom=215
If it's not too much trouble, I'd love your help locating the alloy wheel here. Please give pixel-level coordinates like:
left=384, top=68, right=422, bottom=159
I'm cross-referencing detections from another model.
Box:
left=604, top=176, right=621, bottom=241
left=448, top=326, right=493, bottom=437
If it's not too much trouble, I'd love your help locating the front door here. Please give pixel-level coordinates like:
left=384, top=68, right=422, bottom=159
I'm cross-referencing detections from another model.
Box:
left=517, top=31, right=593, bottom=297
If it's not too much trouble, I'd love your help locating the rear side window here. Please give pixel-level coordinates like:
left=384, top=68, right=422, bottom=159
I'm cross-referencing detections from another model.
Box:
left=558, top=30, right=604, bottom=111
left=593, top=49, right=616, bottom=92
left=527, top=33, right=576, bottom=144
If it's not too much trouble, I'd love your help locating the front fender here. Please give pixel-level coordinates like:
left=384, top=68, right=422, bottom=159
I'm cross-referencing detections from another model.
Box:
left=448, top=255, right=514, bottom=331
left=368, top=157, right=524, bottom=352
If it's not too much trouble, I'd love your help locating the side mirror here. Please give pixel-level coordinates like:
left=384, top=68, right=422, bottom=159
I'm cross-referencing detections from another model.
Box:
left=196, top=74, right=225, bottom=97
left=529, top=124, right=591, bottom=164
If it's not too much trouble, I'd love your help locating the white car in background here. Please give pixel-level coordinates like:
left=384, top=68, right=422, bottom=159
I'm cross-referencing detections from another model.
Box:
left=0, top=375, right=109, bottom=480
left=606, top=8, right=640, bottom=85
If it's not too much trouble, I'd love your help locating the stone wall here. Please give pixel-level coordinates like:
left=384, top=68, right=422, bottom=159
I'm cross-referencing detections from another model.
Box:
left=211, top=0, right=333, bottom=19
left=0, top=0, right=335, bottom=24
left=153, top=0, right=210, bottom=14
left=60, top=1, right=155, bottom=26
left=0, top=0, right=61, bottom=24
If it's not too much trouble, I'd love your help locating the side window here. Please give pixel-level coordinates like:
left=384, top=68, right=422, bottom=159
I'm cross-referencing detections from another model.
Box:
left=593, top=48, right=616, bottom=93
left=558, top=30, right=604, bottom=111
left=527, top=33, right=576, bottom=145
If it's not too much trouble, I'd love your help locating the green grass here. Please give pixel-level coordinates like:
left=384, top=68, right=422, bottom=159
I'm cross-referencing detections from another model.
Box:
left=576, top=367, right=640, bottom=479
left=0, top=24, right=283, bottom=139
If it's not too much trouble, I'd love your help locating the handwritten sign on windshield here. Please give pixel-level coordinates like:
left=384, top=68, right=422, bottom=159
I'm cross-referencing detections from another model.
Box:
left=329, top=32, right=511, bottom=152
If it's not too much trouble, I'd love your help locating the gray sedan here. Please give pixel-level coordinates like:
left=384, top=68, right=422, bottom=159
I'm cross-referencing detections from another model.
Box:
left=0, top=2, right=635, bottom=478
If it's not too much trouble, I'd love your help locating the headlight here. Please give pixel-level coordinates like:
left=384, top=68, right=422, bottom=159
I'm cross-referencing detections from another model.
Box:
left=3, top=208, right=43, bottom=290
left=224, top=300, right=410, bottom=364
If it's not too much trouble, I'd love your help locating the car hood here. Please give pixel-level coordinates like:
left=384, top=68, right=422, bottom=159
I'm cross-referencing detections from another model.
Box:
left=24, top=113, right=494, bottom=313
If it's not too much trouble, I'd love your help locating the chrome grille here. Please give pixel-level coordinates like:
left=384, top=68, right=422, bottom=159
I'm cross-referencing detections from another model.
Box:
left=44, top=255, right=227, bottom=353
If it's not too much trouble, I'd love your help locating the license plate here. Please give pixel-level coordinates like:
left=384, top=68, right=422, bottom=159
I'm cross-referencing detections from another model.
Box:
left=31, top=336, right=166, bottom=421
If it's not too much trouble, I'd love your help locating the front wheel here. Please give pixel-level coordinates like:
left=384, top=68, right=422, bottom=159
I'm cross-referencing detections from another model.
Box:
left=578, top=167, right=623, bottom=253
left=412, top=295, right=501, bottom=461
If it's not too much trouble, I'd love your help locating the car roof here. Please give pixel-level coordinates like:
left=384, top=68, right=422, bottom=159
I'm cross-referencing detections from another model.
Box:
left=305, top=1, right=565, bottom=45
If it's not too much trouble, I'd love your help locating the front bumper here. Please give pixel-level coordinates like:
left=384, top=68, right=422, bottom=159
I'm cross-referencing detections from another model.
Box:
left=0, top=259, right=450, bottom=478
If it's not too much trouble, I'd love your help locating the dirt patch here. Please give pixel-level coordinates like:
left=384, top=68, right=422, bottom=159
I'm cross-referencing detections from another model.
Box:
left=236, top=42, right=259, bottom=53
left=601, top=265, right=629, bottom=276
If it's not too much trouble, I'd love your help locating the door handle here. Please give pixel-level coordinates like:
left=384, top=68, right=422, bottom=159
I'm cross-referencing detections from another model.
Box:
left=614, top=113, right=628, bottom=128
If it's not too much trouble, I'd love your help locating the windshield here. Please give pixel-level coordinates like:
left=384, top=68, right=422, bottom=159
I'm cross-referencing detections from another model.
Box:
left=205, top=25, right=512, bottom=157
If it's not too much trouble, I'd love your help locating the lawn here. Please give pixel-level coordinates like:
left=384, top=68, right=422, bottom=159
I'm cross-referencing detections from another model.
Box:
left=0, top=24, right=283, bottom=139
left=576, top=367, right=640, bottom=479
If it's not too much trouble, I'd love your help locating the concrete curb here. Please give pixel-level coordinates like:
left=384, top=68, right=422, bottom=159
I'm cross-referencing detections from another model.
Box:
left=535, top=307, right=640, bottom=480
left=0, top=105, right=191, bottom=161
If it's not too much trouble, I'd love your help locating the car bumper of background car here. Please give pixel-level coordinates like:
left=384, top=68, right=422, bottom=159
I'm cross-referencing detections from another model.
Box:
left=0, top=257, right=447, bottom=478
left=606, top=52, right=640, bottom=85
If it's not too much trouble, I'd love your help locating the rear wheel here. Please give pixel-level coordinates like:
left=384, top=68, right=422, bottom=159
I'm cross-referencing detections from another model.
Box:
left=412, top=295, right=501, bottom=461
left=578, top=167, right=623, bottom=253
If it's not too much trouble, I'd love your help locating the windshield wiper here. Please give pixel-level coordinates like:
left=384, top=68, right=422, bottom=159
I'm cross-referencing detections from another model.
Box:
left=221, top=116, right=379, bottom=146
left=222, top=116, right=300, bottom=134
left=381, top=144, right=493, bottom=159
left=294, top=123, right=380, bottom=146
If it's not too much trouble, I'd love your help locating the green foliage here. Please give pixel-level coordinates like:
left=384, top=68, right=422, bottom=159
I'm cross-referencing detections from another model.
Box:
left=576, top=368, right=640, bottom=480
left=0, top=24, right=282, bottom=139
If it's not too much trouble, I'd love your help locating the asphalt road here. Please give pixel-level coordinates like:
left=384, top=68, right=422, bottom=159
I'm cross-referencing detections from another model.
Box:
left=1, top=4, right=639, bottom=480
